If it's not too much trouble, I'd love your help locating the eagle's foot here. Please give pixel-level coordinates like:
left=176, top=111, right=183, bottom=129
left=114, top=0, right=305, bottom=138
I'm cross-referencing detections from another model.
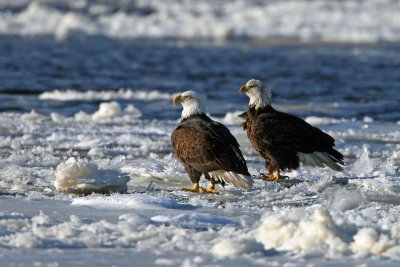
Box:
left=204, top=187, right=219, bottom=194
left=182, top=182, right=206, bottom=193
left=181, top=187, right=205, bottom=193
left=260, top=173, right=279, bottom=181
left=260, top=171, right=287, bottom=182
left=181, top=182, right=219, bottom=194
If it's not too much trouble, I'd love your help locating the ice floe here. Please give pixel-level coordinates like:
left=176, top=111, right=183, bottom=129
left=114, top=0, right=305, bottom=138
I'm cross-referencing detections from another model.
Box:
left=54, top=157, right=129, bottom=194
left=1, top=100, right=400, bottom=264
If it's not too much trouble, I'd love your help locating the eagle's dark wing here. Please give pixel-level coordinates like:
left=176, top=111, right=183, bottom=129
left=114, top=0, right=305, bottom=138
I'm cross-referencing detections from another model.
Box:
left=252, top=111, right=337, bottom=154
left=206, top=120, right=248, bottom=169
left=171, top=119, right=249, bottom=175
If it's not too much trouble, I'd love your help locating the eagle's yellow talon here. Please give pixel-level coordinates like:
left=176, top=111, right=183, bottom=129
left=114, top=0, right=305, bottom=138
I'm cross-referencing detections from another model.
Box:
left=181, top=182, right=219, bottom=194
left=205, top=188, right=219, bottom=194
left=204, top=183, right=219, bottom=194
left=182, top=183, right=208, bottom=193
left=261, top=171, right=285, bottom=182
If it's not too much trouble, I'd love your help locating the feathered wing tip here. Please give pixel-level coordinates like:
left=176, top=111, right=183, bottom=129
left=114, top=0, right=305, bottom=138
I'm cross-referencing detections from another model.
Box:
left=209, top=170, right=253, bottom=189
left=298, top=150, right=345, bottom=171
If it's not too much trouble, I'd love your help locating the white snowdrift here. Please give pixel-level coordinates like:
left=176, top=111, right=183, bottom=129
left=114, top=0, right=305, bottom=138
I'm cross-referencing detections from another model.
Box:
left=92, top=101, right=122, bottom=120
left=54, top=157, right=129, bottom=194
left=256, top=207, right=400, bottom=258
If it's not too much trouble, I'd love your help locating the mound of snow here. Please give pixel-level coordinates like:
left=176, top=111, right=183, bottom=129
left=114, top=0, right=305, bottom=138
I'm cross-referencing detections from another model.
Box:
left=92, top=101, right=122, bottom=120
left=351, top=146, right=379, bottom=175
left=212, top=238, right=264, bottom=258
left=54, top=157, right=129, bottom=194
left=215, top=111, right=245, bottom=125
left=305, top=116, right=349, bottom=125
left=256, top=208, right=348, bottom=257
left=330, top=189, right=365, bottom=211
left=255, top=207, right=400, bottom=258
left=20, top=110, right=46, bottom=123
left=73, top=102, right=141, bottom=122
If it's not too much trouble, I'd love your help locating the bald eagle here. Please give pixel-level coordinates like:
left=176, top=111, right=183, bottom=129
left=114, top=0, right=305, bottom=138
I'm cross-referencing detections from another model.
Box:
left=171, top=91, right=253, bottom=193
left=239, top=79, right=345, bottom=181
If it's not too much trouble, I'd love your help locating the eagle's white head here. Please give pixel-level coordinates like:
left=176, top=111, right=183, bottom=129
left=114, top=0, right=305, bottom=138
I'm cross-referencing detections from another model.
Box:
left=239, top=79, right=272, bottom=109
left=173, top=90, right=206, bottom=119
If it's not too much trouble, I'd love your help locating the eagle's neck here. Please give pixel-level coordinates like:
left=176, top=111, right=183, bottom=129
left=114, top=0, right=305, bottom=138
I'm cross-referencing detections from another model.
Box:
left=248, top=87, right=271, bottom=109
left=181, top=100, right=206, bottom=120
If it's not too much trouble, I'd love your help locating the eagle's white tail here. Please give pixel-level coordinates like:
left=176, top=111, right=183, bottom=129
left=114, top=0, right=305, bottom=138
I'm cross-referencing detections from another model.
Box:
left=209, top=170, right=253, bottom=189
left=298, top=152, right=344, bottom=171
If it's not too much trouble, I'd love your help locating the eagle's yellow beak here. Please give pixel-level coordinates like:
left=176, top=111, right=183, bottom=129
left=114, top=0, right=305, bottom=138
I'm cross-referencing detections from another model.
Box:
left=173, top=95, right=182, bottom=105
left=239, top=85, right=248, bottom=93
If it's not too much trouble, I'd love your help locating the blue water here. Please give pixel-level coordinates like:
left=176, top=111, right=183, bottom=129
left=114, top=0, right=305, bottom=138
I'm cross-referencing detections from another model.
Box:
left=0, top=36, right=399, bottom=121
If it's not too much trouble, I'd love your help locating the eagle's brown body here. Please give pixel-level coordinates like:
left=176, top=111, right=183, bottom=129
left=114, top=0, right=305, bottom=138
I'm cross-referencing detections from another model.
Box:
left=242, top=105, right=344, bottom=174
left=172, top=114, right=250, bottom=187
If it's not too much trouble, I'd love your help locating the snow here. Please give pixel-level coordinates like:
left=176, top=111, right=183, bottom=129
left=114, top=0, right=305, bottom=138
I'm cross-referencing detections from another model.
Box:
left=1, top=0, right=400, bottom=43
left=212, top=238, right=264, bottom=258
left=54, top=157, right=129, bottom=194
left=256, top=208, right=348, bottom=257
left=1, top=100, right=400, bottom=265
left=256, top=207, right=400, bottom=258
left=305, top=116, right=351, bottom=126
left=214, top=111, right=245, bottom=126
left=92, top=101, right=122, bottom=121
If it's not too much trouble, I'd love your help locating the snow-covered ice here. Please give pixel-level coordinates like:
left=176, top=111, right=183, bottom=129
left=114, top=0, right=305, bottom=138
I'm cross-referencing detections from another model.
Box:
left=1, top=103, right=400, bottom=265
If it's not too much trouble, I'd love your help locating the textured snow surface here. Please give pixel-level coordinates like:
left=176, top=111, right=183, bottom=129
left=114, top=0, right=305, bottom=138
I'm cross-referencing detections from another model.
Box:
left=256, top=207, right=400, bottom=258
left=1, top=102, right=400, bottom=266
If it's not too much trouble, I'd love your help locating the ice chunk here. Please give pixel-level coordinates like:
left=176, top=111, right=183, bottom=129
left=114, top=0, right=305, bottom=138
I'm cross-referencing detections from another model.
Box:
left=20, top=110, right=46, bottom=123
left=92, top=101, right=122, bottom=120
left=212, top=237, right=264, bottom=258
left=352, top=146, right=378, bottom=175
left=54, top=157, right=129, bottom=194
left=255, top=208, right=348, bottom=257
left=351, top=228, right=398, bottom=256
left=330, top=189, right=364, bottom=211
left=124, top=104, right=142, bottom=119
left=305, top=116, right=348, bottom=125
left=214, top=111, right=245, bottom=126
